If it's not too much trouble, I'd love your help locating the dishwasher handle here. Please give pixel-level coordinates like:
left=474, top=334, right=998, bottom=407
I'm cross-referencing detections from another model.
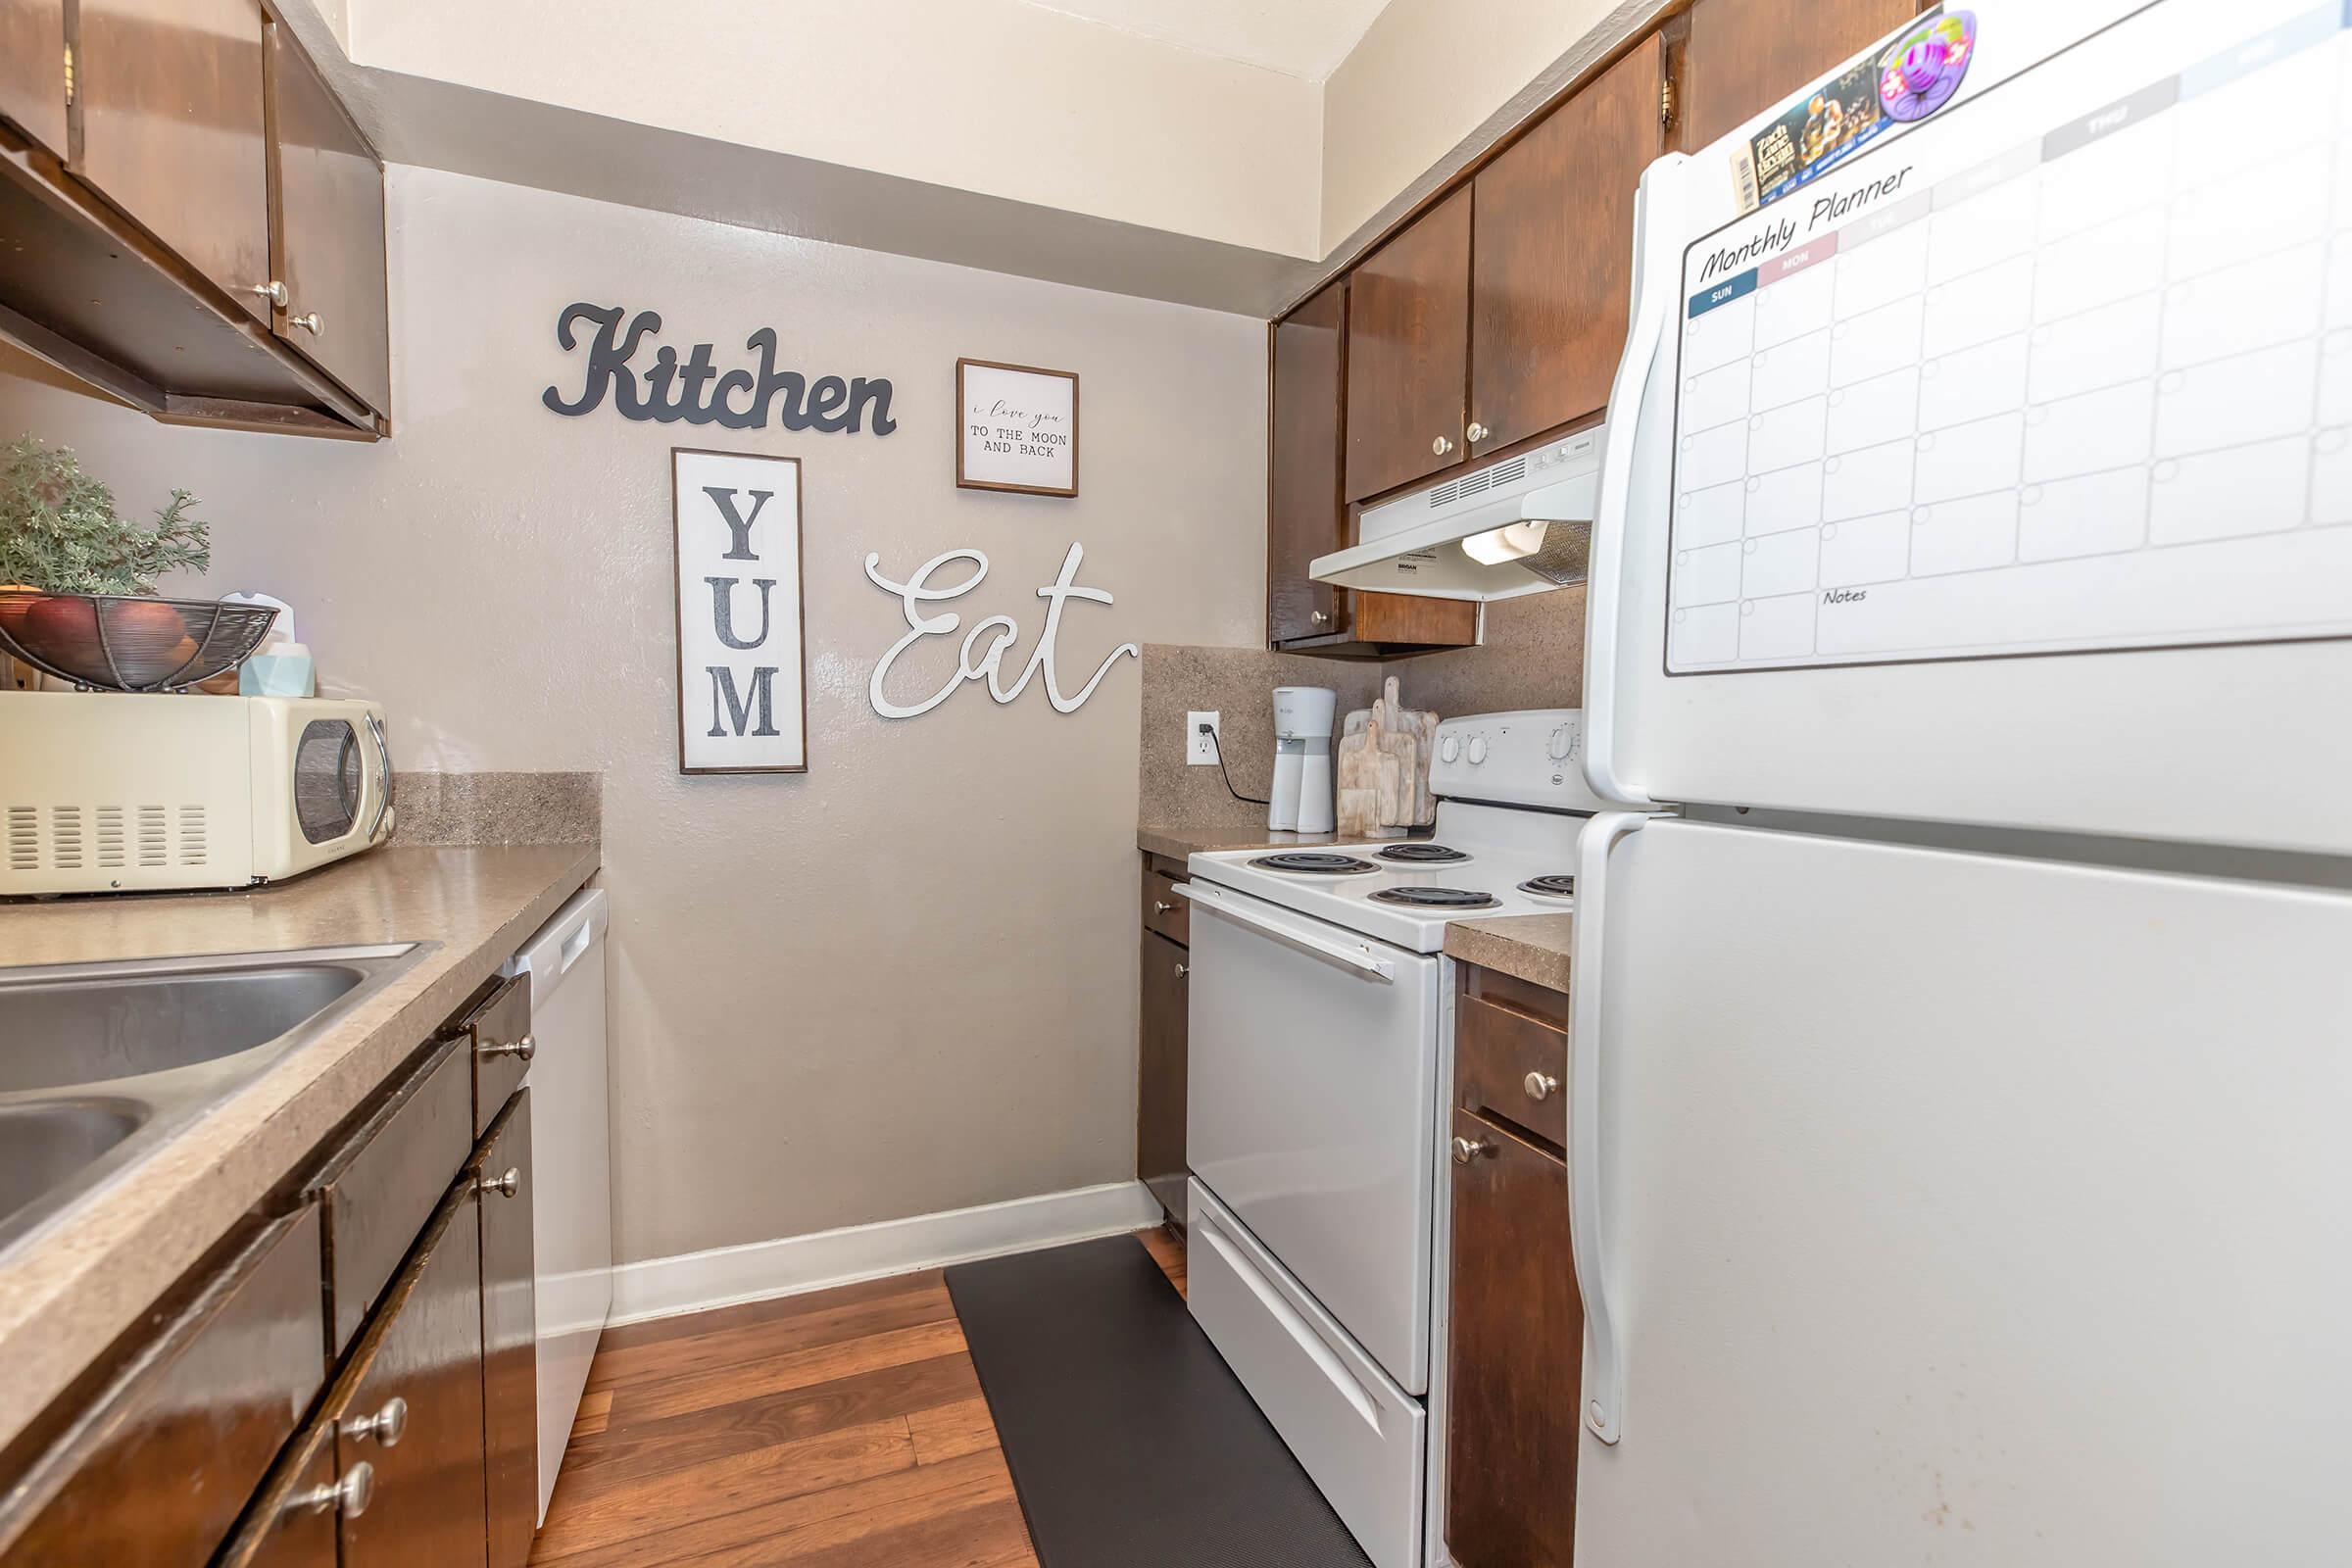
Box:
left=1173, top=883, right=1396, bottom=982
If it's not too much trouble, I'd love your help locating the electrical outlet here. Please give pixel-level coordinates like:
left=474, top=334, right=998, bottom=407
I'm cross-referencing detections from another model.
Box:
left=1186, top=711, right=1221, bottom=766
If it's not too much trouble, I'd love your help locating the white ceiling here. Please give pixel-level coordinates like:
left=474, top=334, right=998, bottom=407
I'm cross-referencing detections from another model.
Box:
left=1023, top=0, right=1394, bottom=80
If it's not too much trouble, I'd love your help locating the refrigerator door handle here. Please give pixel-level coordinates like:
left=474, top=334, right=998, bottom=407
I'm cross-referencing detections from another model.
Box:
left=1584, top=157, right=1685, bottom=810
left=1572, top=809, right=1647, bottom=1445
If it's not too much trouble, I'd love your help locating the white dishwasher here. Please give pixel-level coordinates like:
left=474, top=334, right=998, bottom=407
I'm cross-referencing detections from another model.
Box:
left=504, top=886, right=612, bottom=1523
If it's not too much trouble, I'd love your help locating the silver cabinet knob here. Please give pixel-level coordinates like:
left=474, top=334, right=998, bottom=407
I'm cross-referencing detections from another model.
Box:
left=290, top=1460, right=373, bottom=1519
left=340, top=1395, right=408, bottom=1448
left=478, top=1032, right=535, bottom=1062
left=291, top=312, right=323, bottom=334
left=477, top=1165, right=521, bottom=1199
left=1309, top=610, right=1330, bottom=625
left=250, top=280, right=289, bottom=308
left=1431, top=434, right=1454, bottom=456
left=1451, top=1135, right=1491, bottom=1164
left=1467, top=421, right=1490, bottom=443
left=1154, top=901, right=1174, bottom=914
left=1523, top=1071, right=1561, bottom=1102
left=1174, top=962, right=1189, bottom=979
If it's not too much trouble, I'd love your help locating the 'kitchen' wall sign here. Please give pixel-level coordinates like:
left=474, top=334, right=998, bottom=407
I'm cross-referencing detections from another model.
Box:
left=548, top=305, right=897, bottom=434
left=863, top=543, right=1136, bottom=718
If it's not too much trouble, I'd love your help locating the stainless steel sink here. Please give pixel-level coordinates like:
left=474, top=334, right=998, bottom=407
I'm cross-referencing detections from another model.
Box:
left=0, top=944, right=427, bottom=1259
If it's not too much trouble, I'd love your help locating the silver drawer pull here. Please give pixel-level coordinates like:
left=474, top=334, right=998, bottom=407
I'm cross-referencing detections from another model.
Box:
left=290, top=1460, right=373, bottom=1519
left=339, top=1395, right=408, bottom=1447
left=291, top=311, right=324, bottom=335
left=1153, top=900, right=1174, bottom=914
left=477, top=1033, right=535, bottom=1062
left=1174, top=962, right=1189, bottom=979
left=1523, top=1071, right=1560, bottom=1102
left=1451, top=1135, right=1491, bottom=1164
left=477, top=1165, right=521, bottom=1199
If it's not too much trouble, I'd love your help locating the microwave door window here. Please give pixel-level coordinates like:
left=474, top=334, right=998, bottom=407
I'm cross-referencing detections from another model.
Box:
left=293, top=719, right=362, bottom=843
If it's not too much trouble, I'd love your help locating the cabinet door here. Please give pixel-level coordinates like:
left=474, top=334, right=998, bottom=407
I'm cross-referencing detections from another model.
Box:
left=1446, top=1110, right=1581, bottom=1568
left=268, top=22, right=390, bottom=416
left=0, top=0, right=66, bottom=155
left=73, top=0, right=272, bottom=323
left=1345, top=184, right=1471, bottom=503
left=330, top=1179, right=489, bottom=1568
left=1681, top=0, right=1919, bottom=153
left=1268, top=280, right=1347, bottom=644
left=475, top=1091, right=539, bottom=1568
left=213, top=1424, right=339, bottom=1568
left=1137, top=927, right=1189, bottom=1226
left=1470, top=34, right=1664, bottom=453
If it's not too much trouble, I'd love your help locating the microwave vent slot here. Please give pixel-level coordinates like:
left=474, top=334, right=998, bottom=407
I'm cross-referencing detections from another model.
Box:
left=178, top=805, right=208, bottom=865
left=6, top=807, right=33, bottom=871
left=96, top=806, right=124, bottom=868
left=48, top=806, right=82, bottom=870
left=139, top=805, right=169, bottom=866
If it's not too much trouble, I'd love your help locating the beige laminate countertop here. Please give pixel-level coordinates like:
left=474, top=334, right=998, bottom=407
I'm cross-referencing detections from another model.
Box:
left=1137, top=823, right=1344, bottom=861
left=0, top=842, right=599, bottom=1458
left=1444, top=913, right=1575, bottom=994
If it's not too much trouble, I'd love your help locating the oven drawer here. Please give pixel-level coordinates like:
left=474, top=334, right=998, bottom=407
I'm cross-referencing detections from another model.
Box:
left=1455, top=991, right=1568, bottom=1148
left=1189, top=1182, right=1423, bottom=1568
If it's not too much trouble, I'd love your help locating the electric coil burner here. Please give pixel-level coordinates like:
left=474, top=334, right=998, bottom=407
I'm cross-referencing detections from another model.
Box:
left=1374, top=844, right=1469, bottom=864
left=1518, top=874, right=1577, bottom=901
left=1367, top=886, right=1499, bottom=909
left=1250, top=852, right=1379, bottom=876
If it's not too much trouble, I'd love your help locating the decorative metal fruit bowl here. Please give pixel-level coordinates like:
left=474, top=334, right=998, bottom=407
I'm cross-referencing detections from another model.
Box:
left=0, top=591, right=278, bottom=693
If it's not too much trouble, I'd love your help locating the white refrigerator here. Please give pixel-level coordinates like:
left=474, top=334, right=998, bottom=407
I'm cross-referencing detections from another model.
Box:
left=1570, top=1, right=2352, bottom=1562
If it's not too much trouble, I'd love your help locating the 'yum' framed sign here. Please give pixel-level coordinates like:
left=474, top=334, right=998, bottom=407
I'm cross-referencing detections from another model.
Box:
left=671, top=448, right=808, bottom=773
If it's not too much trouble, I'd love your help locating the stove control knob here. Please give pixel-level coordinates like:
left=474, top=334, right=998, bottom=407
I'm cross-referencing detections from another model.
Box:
left=1440, top=734, right=1461, bottom=764
left=1466, top=735, right=1489, bottom=765
left=1547, top=725, right=1573, bottom=761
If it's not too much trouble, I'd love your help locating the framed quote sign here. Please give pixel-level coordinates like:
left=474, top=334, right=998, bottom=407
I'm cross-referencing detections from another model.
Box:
left=956, top=359, right=1078, bottom=497
left=671, top=448, right=808, bottom=773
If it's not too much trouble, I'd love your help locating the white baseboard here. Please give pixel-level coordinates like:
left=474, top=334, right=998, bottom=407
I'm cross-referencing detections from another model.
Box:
left=608, top=1178, right=1166, bottom=1326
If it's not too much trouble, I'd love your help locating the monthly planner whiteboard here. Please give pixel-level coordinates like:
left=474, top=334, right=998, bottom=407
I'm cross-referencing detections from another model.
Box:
left=1664, top=1, right=2352, bottom=674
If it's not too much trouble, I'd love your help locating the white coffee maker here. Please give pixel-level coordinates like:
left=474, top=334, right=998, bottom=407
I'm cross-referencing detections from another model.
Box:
left=1268, top=686, right=1337, bottom=834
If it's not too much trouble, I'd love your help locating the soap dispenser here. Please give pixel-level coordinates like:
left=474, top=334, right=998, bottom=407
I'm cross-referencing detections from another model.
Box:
left=226, top=592, right=317, bottom=698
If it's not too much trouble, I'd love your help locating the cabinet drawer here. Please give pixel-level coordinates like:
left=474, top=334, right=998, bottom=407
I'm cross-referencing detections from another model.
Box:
left=1142, top=865, right=1191, bottom=947
left=0, top=1204, right=325, bottom=1564
left=474, top=1092, right=540, bottom=1568
left=456, top=974, right=534, bottom=1136
left=313, top=1037, right=473, bottom=1354
left=1454, top=992, right=1566, bottom=1148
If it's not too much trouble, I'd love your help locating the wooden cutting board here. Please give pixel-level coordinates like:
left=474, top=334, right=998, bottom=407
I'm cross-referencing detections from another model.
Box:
left=1336, top=676, right=1438, bottom=839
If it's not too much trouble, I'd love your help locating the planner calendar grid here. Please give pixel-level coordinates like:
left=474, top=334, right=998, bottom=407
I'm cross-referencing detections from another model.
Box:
left=1665, top=4, right=2352, bottom=672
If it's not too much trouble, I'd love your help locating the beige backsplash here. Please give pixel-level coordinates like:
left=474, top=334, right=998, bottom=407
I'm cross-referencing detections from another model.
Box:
left=1140, top=584, right=1587, bottom=836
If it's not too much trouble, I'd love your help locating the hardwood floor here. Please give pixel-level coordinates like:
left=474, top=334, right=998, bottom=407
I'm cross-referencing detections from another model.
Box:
left=530, top=1226, right=1188, bottom=1567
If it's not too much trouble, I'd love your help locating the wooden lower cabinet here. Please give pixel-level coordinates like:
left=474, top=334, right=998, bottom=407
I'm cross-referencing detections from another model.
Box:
left=329, top=1177, right=489, bottom=1568
left=1138, top=915, right=1190, bottom=1228
left=1446, top=1108, right=1582, bottom=1567
left=215, top=1425, right=338, bottom=1568
left=475, top=1092, right=540, bottom=1568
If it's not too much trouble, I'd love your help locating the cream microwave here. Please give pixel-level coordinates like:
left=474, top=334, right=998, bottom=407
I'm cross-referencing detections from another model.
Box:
left=0, top=693, right=394, bottom=895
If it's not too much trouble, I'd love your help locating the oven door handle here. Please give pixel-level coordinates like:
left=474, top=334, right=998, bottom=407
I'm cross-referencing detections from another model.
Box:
left=1174, top=883, right=1396, bottom=982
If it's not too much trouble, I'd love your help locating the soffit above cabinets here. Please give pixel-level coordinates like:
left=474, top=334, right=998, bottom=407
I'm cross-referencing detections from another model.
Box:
left=1021, top=0, right=1395, bottom=80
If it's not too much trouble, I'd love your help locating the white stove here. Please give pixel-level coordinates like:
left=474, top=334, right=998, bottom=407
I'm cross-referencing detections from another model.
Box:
left=1179, top=710, right=1603, bottom=1568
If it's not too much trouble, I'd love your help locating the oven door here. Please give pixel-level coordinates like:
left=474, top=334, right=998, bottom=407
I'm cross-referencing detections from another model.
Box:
left=1183, top=878, right=1442, bottom=1393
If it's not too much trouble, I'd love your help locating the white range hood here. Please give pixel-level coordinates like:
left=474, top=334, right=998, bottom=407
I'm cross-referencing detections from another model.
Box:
left=1311, top=425, right=1604, bottom=601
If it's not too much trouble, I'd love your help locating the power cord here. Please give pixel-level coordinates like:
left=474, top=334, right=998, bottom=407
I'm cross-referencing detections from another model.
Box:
left=1199, top=723, right=1270, bottom=807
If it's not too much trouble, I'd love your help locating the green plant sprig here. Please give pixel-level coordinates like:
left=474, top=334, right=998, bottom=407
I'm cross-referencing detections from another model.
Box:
left=0, top=436, right=212, bottom=596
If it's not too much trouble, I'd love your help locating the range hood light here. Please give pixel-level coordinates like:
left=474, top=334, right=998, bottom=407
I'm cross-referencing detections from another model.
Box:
left=1461, top=520, right=1548, bottom=565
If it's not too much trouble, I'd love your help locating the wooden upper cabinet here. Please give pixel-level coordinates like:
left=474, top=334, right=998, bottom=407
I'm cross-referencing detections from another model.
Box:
left=74, top=0, right=273, bottom=324
left=269, top=23, right=391, bottom=416
left=1680, top=0, right=1920, bottom=153
left=0, top=0, right=68, bottom=156
left=1470, top=33, right=1664, bottom=454
left=1269, top=280, right=1347, bottom=644
left=1345, top=183, right=1471, bottom=504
